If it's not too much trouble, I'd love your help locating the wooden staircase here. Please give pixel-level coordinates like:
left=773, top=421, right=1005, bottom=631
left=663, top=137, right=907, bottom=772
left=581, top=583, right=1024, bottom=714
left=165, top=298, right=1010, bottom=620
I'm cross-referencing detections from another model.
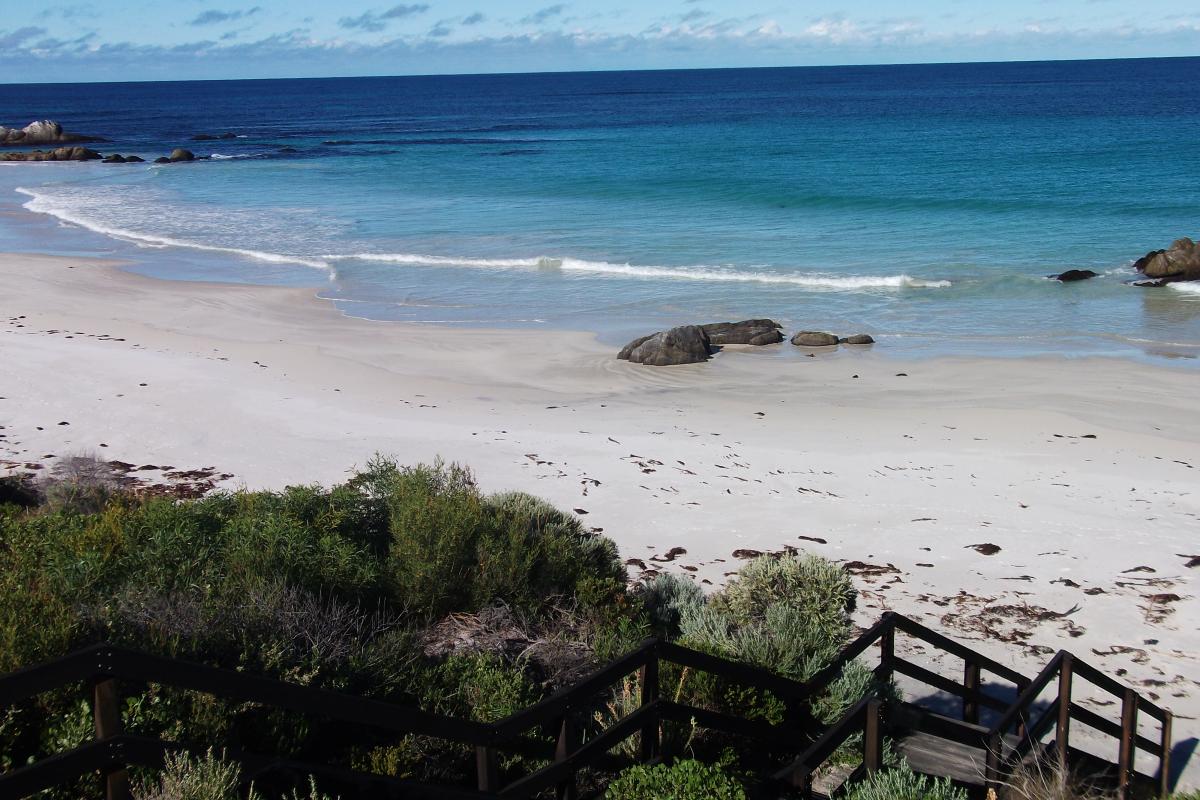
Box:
left=0, top=613, right=1176, bottom=800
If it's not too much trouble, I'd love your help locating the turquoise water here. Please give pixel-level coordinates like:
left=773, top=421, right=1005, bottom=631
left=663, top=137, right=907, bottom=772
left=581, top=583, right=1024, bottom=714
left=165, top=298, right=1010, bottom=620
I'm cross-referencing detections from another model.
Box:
left=2, top=60, right=1199, bottom=359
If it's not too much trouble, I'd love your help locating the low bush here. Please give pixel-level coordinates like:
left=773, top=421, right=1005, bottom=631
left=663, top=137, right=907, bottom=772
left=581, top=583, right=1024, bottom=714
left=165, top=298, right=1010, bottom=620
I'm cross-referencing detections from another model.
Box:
left=0, top=457, right=885, bottom=798
left=642, top=572, right=704, bottom=637
left=839, top=762, right=966, bottom=800
left=37, top=453, right=122, bottom=515
left=995, top=755, right=1200, bottom=800
left=604, top=759, right=746, bottom=800
left=133, top=749, right=337, bottom=800
left=0, top=458, right=629, bottom=794
left=673, top=553, right=879, bottom=728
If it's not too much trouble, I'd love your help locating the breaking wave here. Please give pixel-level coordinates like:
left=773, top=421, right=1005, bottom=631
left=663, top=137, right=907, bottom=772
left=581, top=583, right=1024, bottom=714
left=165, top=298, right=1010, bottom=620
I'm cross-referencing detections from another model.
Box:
left=323, top=252, right=952, bottom=289
left=15, top=187, right=330, bottom=270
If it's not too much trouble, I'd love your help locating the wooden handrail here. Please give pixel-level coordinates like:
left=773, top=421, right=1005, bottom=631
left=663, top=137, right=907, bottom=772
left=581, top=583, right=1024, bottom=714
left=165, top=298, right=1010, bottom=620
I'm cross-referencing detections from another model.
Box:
left=892, top=614, right=1030, bottom=687
left=989, top=650, right=1066, bottom=739
left=492, top=639, right=658, bottom=739
left=0, top=613, right=1176, bottom=800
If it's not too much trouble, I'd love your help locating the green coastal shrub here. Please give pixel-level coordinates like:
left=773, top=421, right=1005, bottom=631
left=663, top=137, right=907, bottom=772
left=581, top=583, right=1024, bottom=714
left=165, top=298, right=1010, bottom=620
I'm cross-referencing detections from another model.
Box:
left=38, top=454, right=122, bottom=516
left=605, top=759, right=746, bottom=800
left=133, top=749, right=338, bottom=800
left=839, top=763, right=966, bottom=800
left=672, top=553, right=876, bottom=728
left=422, top=652, right=540, bottom=723
left=384, top=462, right=625, bottom=619
left=0, top=457, right=628, bottom=788
left=134, top=749, right=243, bottom=800
left=642, top=572, right=704, bottom=637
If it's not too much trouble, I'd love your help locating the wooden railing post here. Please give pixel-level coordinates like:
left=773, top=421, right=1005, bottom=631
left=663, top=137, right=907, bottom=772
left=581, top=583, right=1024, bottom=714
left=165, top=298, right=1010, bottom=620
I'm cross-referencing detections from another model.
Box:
left=554, top=711, right=580, bottom=800
left=984, top=731, right=1004, bottom=793
left=1117, top=687, right=1138, bottom=800
left=638, top=654, right=660, bottom=761
left=476, top=745, right=499, bottom=793
left=789, top=765, right=814, bottom=799
left=878, top=621, right=895, bottom=684
left=1160, top=711, right=1173, bottom=799
left=863, top=698, right=883, bottom=773
left=93, top=677, right=130, bottom=800
left=963, top=661, right=981, bottom=725
left=1056, top=653, right=1073, bottom=772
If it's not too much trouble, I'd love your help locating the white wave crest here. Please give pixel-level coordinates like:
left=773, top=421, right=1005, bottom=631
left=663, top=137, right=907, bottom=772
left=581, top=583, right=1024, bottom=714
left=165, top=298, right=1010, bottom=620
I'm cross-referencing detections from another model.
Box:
left=16, top=187, right=330, bottom=270
left=1168, top=281, right=1200, bottom=296
left=323, top=252, right=951, bottom=289
left=327, top=252, right=557, bottom=269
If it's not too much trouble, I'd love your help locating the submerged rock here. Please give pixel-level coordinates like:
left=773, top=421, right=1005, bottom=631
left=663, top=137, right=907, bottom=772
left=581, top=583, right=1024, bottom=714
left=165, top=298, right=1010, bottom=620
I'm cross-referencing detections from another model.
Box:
left=124, top=155, right=145, bottom=163
left=153, top=157, right=171, bottom=164
left=619, top=326, right=711, bottom=366
left=791, top=331, right=839, bottom=347
left=1133, top=238, right=1200, bottom=283
left=190, top=132, right=238, bottom=141
left=0, top=120, right=103, bottom=146
left=699, top=319, right=784, bottom=346
left=0, top=146, right=102, bottom=162
left=839, top=334, right=875, bottom=345
left=1051, top=269, right=1098, bottom=282
left=101, top=154, right=126, bottom=163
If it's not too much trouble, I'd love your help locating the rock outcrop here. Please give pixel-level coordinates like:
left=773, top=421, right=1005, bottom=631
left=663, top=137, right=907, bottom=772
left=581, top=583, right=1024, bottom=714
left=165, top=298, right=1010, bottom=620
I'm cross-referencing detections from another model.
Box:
left=1132, top=238, right=1200, bottom=284
left=619, top=326, right=711, bottom=366
left=0, top=147, right=102, bottom=162
left=169, top=148, right=196, bottom=162
left=1051, top=269, right=1098, bottom=282
left=839, top=334, right=875, bottom=345
left=791, top=331, right=839, bottom=347
left=190, top=133, right=238, bottom=141
left=0, top=120, right=102, bottom=146
left=699, top=319, right=784, bottom=346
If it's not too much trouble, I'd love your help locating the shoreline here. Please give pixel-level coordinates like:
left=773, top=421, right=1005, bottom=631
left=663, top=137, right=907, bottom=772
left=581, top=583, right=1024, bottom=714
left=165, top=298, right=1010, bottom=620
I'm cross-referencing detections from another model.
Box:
left=3, top=163, right=1200, bottom=369
left=2, top=250, right=1198, bottom=783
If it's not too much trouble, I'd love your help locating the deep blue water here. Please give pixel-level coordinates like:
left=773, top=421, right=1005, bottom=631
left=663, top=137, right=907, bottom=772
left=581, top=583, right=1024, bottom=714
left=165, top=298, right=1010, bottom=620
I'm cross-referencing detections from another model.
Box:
left=2, top=59, right=1199, bottom=359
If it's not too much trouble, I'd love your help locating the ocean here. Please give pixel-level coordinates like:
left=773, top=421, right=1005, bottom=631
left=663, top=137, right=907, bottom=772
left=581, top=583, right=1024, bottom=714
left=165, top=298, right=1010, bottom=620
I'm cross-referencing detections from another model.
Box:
left=2, top=58, right=1199, bottom=360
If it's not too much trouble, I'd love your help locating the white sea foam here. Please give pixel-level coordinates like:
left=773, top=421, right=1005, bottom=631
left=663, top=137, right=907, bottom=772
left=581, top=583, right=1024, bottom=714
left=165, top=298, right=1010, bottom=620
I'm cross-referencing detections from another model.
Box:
left=16, top=187, right=330, bottom=270
left=323, top=252, right=951, bottom=289
left=1168, top=281, right=1200, bottom=296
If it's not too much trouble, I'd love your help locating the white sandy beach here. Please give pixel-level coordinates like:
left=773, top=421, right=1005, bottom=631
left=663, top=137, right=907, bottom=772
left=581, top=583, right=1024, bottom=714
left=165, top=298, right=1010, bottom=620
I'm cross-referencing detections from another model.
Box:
left=2, top=251, right=1198, bottom=782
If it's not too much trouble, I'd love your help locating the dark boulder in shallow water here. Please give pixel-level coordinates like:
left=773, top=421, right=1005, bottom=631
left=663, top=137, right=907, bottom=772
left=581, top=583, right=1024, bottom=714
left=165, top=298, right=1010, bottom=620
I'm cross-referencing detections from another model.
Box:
left=700, top=319, right=784, bottom=346
left=153, top=157, right=171, bottom=164
left=839, top=334, right=875, bottom=345
left=101, top=154, right=126, bottom=163
left=619, top=326, right=712, bottom=366
left=190, top=132, right=237, bottom=141
left=0, top=146, right=102, bottom=162
left=1051, top=269, right=1098, bottom=282
left=168, top=148, right=196, bottom=162
left=124, top=155, right=145, bottom=163
left=1132, top=238, right=1200, bottom=284
left=791, top=331, right=839, bottom=347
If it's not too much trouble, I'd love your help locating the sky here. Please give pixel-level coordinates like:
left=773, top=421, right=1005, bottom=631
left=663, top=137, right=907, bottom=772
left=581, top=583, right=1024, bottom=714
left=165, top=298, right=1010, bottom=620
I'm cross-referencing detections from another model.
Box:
left=1, top=0, right=1198, bottom=83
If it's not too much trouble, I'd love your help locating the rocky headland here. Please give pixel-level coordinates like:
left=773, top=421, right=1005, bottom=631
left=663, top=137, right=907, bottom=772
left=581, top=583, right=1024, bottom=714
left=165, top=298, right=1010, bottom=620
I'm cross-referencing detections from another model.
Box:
left=0, top=120, right=205, bottom=164
left=0, top=120, right=104, bottom=146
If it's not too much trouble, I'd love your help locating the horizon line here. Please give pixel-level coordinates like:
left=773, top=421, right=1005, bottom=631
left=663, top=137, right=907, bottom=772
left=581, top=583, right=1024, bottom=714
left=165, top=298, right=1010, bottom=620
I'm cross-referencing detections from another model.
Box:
left=2, top=52, right=1196, bottom=88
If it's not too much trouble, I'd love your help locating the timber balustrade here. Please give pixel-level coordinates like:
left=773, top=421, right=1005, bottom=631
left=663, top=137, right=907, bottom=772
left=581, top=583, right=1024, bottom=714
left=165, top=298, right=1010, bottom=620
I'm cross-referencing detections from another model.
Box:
left=0, top=613, right=1175, bottom=800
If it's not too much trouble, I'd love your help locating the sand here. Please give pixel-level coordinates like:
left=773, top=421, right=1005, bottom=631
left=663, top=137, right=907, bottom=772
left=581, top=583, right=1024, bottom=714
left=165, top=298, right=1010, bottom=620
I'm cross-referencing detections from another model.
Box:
left=1, top=251, right=1197, bottom=784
